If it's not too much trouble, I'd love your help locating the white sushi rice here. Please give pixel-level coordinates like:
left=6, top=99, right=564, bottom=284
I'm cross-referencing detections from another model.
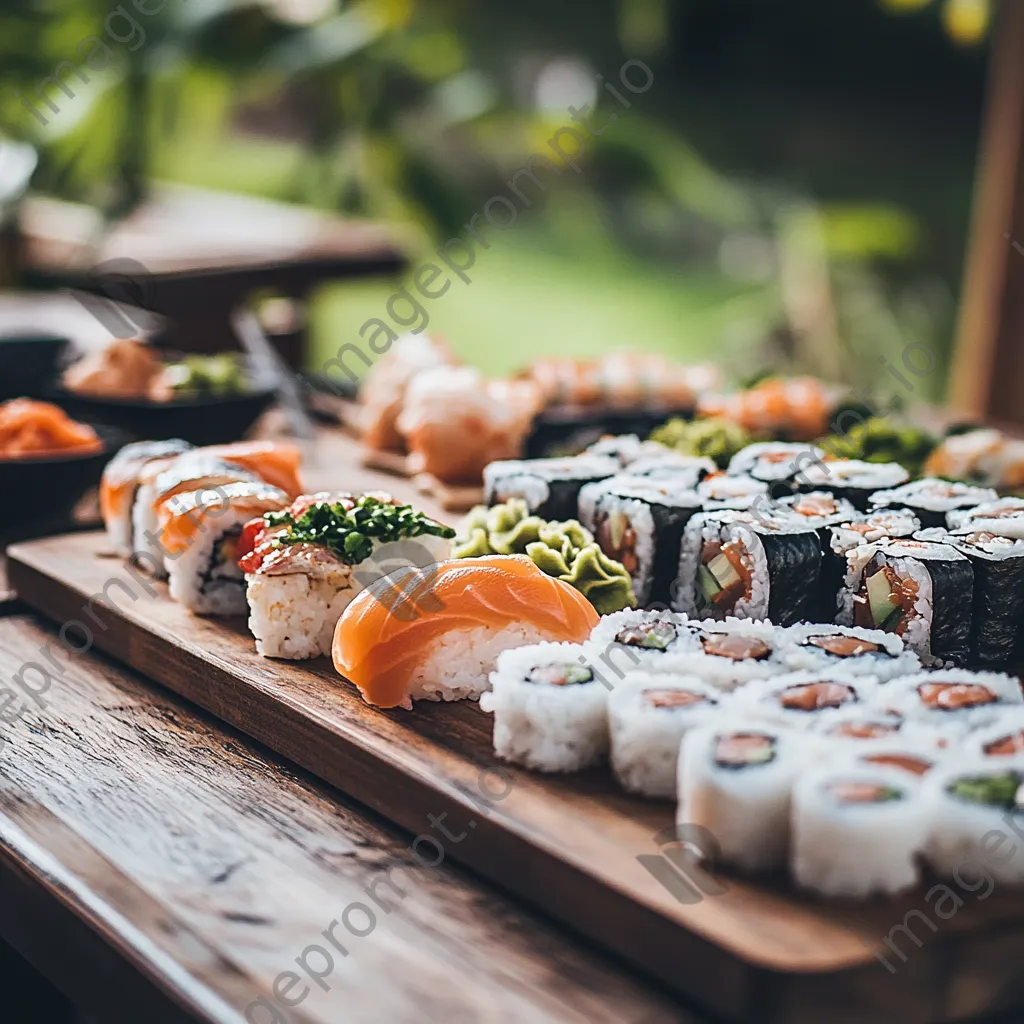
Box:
left=948, top=498, right=1024, bottom=539
left=791, top=766, right=927, bottom=897
left=798, top=459, right=909, bottom=493
left=810, top=706, right=957, bottom=750
left=409, top=623, right=558, bottom=706
left=881, top=669, right=1024, bottom=729
left=727, top=442, right=826, bottom=484
left=923, top=757, right=1024, bottom=885
left=483, top=455, right=619, bottom=515
left=166, top=504, right=261, bottom=615
left=675, top=513, right=770, bottom=620
left=869, top=478, right=999, bottom=515
left=621, top=452, right=715, bottom=486
left=733, top=670, right=878, bottom=730
left=777, top=623, right=920, bottom=681
left=588, top=609, right=702, bottom=672
left=697, top=474, right=769, bottom=511
left=609, top=673, right=725, bottom=798
left=247, top=534, right=453, bottom=660
left=247, top=566, right=356, bottom=659
left=678, top=716, right=812, bottom=873
left=657, top=619, right=785, bottom=691
left=481, top=641, right=609, bottom=771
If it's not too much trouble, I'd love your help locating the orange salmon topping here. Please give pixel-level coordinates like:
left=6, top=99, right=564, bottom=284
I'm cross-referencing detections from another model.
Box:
left=332, top=556, right=599, bottom=708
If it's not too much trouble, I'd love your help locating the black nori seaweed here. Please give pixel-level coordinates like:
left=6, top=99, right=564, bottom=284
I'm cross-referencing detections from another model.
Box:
left=759, top=529, right=823, bottom=626
left=957, top=548, right=1024, bottom=668
left=923, top=555, right=975, bottom=667
left=486, top=460, right=615, bottom=520
left=594, top=487, right=701, bottom=607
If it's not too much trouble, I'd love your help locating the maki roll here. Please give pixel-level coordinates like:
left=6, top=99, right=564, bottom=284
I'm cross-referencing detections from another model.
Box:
left=948, top=497, right=1024, bottom=538
left=811, top=707, right=908, bottom=742
left=838, top=539, right=974, bottom=666
left=589, top=609, right=702, bottom=672
left=483, top=454, right=619, bottom=521
left=882, top=669, right=1023, bottom=728
left=923, top=759, right=1024, bottom=885
left=821, top=510, right=922, bottom=623
left=481, top=642, right=610, bottom=772
left=727, top=442, right=826, bottom=498
left=159, top=481, right=290, bottom=614
left=675, top=508, right=822, bottom=626
left=777, top=491, right=859, bottom=535
left=608, top=673, right=723, bottom=798
left=653, top=618, right=785, bottom=690
left=777, top=624, right=920, bottom=682
left=584, top=434, right=667, bottom=467
left=735, top=670, right=877, bottom=729
left=795, top=459, right=909, bottom=511
left=99, top=439, right=193, bottom=556
left=620, top=452, right=716, bottom=486
left=696, top=473, right=769, bottom=511
left=586, top=477, right=702, bottom=606
left=869, top=478, right=998, bottom=530
left=792, top=767, right=927, bottom=897
left=678, top=717, right=811, bottom=872
left=920, top=527, right=1024, bottom=668
left=133, top=454, right=261, bottom=577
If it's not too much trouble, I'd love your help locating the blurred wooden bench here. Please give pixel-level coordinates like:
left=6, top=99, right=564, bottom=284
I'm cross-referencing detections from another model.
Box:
left=16, top=184, right=409, bottom=368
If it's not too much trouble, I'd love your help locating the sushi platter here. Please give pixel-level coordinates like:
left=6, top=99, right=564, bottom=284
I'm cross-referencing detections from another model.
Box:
left=10, top=427, right=1024, bottom=1024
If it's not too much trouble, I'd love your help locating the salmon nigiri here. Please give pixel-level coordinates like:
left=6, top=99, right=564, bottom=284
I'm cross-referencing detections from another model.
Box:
left=332, top=555, right=599, bottom=709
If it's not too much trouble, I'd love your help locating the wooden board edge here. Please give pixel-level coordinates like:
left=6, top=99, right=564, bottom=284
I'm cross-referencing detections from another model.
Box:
left=11, top=542, right=1022, bottom=1023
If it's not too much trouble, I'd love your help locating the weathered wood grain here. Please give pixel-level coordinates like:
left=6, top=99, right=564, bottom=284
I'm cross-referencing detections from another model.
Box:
left=10, top=533, right=1024, bottom=1023
left=0, top=615, right=694, bottom=1024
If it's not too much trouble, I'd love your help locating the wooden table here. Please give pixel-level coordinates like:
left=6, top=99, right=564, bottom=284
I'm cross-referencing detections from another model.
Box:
left=0, top=606, right=703, bottom=1024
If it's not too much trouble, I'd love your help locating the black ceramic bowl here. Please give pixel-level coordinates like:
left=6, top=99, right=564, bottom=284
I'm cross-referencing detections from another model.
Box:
left=0, top=424, right=127, bottom=531
left=0, top=333, right=70, bottom=401
left=52, top=387, right=277, bottom=447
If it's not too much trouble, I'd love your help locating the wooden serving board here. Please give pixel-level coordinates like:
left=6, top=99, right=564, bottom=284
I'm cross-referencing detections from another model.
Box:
left=9, top=533, right=1024, bottom=1024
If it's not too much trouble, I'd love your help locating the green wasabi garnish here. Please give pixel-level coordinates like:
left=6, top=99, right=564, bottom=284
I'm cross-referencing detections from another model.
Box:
left=649, top=417, right=751, bottom=469
left=453, top=499, right=636, bottom=614
left=817, top=417, right=936, bottom=477
left=265, top=496, right=454, bottom=566
left=949, top=772, right=1024, bottom=810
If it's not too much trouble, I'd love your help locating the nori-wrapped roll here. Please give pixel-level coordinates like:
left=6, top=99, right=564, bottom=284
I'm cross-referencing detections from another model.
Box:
left=675, top=507, right=822, bottom=626
left=838, top=539, right=974, bottom=667
left=869, top=478, right=998, bottom=530
left=586, top=477, right=702, bottom=607
left=796, top=459, right=909, bottom=511
left=919, top=527, right=1024, bottom=668
left=483, top=454, right=619, bottom=521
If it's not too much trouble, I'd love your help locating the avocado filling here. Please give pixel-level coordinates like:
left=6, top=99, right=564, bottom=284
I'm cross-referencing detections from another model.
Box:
left=948, top=771, right=1024, bottom=810
left=616, top=620, right=677, bottom=650
left=714, top=732, right=776, bottom=768
left=528, top=664, right=594, bottom=686
left=853, top=560, right=918, bottom=633
left=827, top=781, right=903, bottom=804
left=698, top=539, right=751, bottom=612
left=595, top=509, right=639, bottom=576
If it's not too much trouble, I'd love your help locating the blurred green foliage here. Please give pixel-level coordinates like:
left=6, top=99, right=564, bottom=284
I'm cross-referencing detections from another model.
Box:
left=0, top=0, right=989, bottom=394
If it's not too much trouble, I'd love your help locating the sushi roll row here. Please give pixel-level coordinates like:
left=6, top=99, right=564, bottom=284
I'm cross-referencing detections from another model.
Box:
left=483, top=437, right=1018, bottom=669
left=99, top=438, right=460, bottom=657
left=480, top=606, right=1024, bottom=899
